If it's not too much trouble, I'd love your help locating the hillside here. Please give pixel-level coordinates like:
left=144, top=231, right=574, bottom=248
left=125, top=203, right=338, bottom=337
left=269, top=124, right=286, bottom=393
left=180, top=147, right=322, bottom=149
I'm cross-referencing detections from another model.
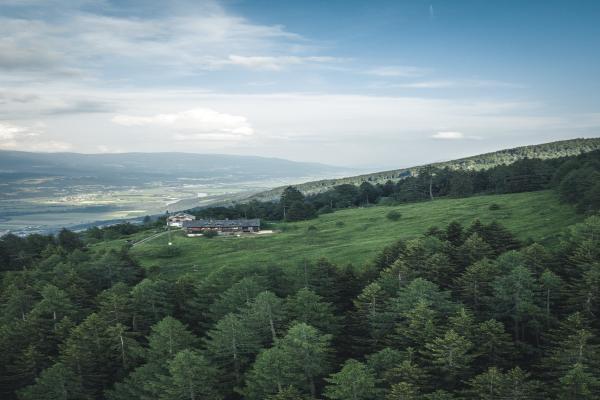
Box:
left=249, top=137, right=600, bottom=201
left=119, top=190, right=581, bottom=278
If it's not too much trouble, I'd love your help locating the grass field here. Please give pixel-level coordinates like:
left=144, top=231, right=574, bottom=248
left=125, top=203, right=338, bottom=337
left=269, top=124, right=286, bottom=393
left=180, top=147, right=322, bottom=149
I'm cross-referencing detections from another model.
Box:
left=111, top=190, right=581, bottom=278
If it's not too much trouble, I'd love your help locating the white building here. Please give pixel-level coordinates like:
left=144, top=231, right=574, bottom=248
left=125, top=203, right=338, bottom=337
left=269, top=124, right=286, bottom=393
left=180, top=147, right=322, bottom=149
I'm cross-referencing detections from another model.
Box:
left=167, top=213, right=196, bottom=227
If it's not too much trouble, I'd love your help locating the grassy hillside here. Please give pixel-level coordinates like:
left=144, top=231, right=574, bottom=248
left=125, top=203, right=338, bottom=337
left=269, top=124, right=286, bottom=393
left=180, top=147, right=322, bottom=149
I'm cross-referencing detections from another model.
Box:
left=120, top=190, right=581, bottom=278
left=249, top=137, right=600, bottom=201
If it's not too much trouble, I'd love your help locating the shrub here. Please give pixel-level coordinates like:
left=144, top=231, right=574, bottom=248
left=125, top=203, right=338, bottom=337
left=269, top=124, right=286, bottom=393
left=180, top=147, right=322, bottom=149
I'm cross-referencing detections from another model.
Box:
left=202, top=230, right=219, bottom=238
left=335, top=221, right=345, bottom=227
left=307, top=225, right=318, bottom=232
left=318, top=205, right=333, bottom=215
left=489, top=203, right=501, bottom=210
left=156, top=245, right=181, bottom=258
left=386, top=210, right=402, bottom=221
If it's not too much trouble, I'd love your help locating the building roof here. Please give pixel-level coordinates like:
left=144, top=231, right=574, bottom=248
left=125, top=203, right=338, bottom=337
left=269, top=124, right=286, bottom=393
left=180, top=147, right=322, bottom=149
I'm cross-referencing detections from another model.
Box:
left=183, top=218, right=261, bottom=228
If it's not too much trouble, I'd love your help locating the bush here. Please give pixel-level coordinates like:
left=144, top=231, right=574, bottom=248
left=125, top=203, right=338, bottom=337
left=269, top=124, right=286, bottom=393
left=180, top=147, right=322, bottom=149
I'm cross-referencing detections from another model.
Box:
left=307, top=225, right=318, bottom=232
left=202, top=230, right=219, bottom=238
left=335, top=221, right=345, bottom=227
left=386, top=210, right=402, bottom=221
left=489, top=203, right=501, bottom=210
left=156, top=245, right=181, bottom=258
left=318, top=205, right=333, bottom=215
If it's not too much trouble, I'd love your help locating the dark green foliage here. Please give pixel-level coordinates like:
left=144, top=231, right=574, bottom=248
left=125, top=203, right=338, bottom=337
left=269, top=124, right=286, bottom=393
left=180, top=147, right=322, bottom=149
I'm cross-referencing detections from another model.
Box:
left=324, top=359, right=378, bottom=399
left=201, top=229, right=219, bottom=238
left=162, top=349, right=222, bottom=400
left=386, top=210, right=402, bottom=221
left=17, top=362, right=86, bottom=400
left=4, top=190, right=600, bottom=400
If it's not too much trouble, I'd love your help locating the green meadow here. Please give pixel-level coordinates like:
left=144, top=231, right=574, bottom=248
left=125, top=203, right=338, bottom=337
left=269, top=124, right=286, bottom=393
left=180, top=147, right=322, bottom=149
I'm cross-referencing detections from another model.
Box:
left=112, top=190, right=581, bottom=278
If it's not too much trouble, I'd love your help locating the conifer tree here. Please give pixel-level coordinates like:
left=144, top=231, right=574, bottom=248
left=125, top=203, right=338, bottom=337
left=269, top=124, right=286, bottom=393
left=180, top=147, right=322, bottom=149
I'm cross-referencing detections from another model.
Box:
left=424, top=329, right=475, bottom=388
left=286, top=287, right=341, bottom=335
left=205, top=313, right=261, bottom=385
left=243, top=290, right=285, bottom=344
left=323, top=359, right=377, bottom=400
left=18, top=362, right=86, bottom=400
left=386, top=382, right=419, bottom=400
left=147, top=317, right=197, bottom=362
left=161, top=349, right=222, bottom=400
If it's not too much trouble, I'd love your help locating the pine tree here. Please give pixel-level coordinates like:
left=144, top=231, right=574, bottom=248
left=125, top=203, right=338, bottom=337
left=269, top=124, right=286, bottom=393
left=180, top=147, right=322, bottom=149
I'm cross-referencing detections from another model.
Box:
left=448, top=307, right=476, bottom=339
left=353, top=282, right=392, bottom=347
left=465, top=367, right=504, bottom=399
left=244, top=346, right=290, bottom=400
left=458, top=234, right=494, bottom=267
left=558, top=363, right=599, bottom=400
left=243, top=290, right=285, bottom=345
left=286, top=287, right=341, bottom=335
left=365, top=347, right=405, bottom=383
left=131, top=279, right=174, bottom=333
left=18, top=362, right=87, bottom=400
left=492, top=265, right=540, bottom=342
left=383, top=354, right=428, bottom=390
left=455, top=259, right=499, bottom=313
left=445, top=222, right=464, bottom=247
left=386, top=382, right=419, bottom=400
left=539, top=269, right=562, bottom=325
left=278, top=323, right=332, bottom=397
left=500, top=367, right=539, bottom=399
left=540, top=313, right=600, bottom=384
left=424, top=329, right=475, bottom=388
left=205, top=313, right=261, bottom=385
left=323, top=359, right=378, bottom=400
left=474, top=319, right=514, bottom=369
left=393, top=299, right=439, bottom=349
left=161, top=349, right=222, bottom=400
left=97, top=283, right=133, bottom=326
left=30, top=284, right=77, bottom=331
left=60, top=313, right=115, bottom=397
left=147, top=317, right=198, bottom=362
left=106, top=323, right=143, bottom=372
left=266, top=386, right=312, bottom=400
left=209, top=276, right=267, bottom=322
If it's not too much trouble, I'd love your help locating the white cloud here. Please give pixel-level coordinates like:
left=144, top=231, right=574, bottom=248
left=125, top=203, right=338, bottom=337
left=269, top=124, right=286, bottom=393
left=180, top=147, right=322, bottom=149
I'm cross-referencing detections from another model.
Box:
left=112, top=107, right=255, bottom=141
left=214, top=55, right=338, bottom=71
left=432, top=131, right=465, bottom=139
left=0, top=3, right=336, bottom=83
left=366, top=66, right=430, bottom=78
left=0, top=121, right=71, bottom=151
left=400, top=80, right=457, bottom=88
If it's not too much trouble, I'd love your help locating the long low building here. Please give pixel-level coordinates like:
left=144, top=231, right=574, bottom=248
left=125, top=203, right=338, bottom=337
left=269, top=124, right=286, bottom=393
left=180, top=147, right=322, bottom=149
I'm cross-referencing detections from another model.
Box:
left=183, top=218, right=261, bottom=234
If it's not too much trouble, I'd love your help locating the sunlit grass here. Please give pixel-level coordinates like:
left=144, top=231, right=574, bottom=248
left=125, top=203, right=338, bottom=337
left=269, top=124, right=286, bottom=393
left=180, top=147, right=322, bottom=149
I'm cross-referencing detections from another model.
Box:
left=108, top=190, right=581, bottom=278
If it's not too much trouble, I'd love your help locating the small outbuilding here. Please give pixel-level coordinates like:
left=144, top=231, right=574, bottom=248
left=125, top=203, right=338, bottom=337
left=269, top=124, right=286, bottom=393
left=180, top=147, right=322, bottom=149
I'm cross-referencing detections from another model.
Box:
left=167, top=213, right=196, bottom=227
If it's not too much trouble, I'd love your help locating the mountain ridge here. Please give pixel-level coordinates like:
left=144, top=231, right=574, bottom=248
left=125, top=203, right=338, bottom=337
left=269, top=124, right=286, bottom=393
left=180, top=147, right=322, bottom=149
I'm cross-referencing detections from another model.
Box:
left=247, top=137, right=600, bottom=201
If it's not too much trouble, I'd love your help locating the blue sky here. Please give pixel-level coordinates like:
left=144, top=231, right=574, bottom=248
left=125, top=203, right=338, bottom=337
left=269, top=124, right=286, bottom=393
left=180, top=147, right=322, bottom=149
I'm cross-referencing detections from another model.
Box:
left=0, top=0, right=598, bottom=168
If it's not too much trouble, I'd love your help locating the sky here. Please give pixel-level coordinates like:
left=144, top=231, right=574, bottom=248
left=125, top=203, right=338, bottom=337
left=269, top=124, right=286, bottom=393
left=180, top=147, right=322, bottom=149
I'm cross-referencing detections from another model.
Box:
left=0, top=0, right=599, bottom=169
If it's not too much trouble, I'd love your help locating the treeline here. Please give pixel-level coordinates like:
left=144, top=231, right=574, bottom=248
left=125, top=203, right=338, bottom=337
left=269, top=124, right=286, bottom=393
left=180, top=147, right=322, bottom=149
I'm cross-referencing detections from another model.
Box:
left=1, top=215, right=600, bottom=399
left=190, top=150, right=600, bottom=223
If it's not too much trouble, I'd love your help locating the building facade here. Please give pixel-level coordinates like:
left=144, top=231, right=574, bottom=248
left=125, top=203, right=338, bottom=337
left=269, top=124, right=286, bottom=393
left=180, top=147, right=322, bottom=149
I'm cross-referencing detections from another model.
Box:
left=183, top=219, right=261, bottom=234
left=167, top=213, right=196, bottom=227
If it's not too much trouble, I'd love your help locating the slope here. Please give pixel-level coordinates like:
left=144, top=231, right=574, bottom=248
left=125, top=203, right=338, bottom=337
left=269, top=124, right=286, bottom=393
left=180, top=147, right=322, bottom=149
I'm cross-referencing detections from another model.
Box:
left=249, top=137, right=600, bottom=201
left=121, top=190, right=581, bottom=278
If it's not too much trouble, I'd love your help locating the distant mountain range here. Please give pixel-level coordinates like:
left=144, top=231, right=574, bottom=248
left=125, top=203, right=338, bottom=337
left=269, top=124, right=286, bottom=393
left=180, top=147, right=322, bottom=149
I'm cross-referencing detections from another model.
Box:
left=0, top=151, right=352, bottom=186
left=249, top=137, right=600, bottom=201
